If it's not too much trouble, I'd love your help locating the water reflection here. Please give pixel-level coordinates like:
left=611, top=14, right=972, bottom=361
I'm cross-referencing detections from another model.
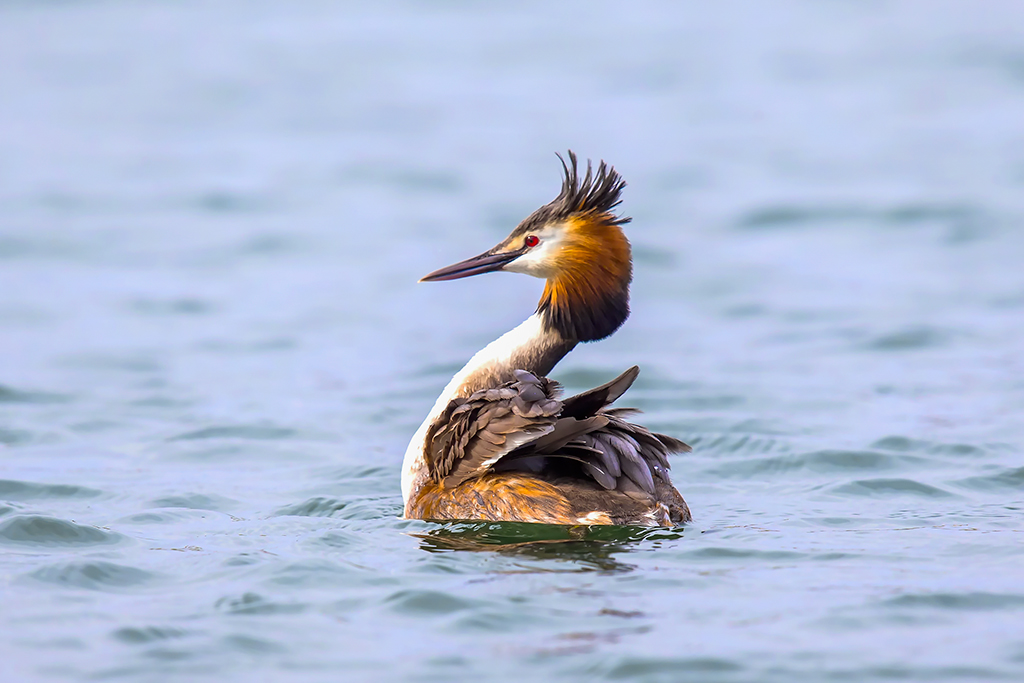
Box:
left=413, top=521, right=686, bottom=573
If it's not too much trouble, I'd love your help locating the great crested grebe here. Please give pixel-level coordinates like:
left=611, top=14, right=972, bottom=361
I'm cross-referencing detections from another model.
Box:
left=402, top=152, right=691, bottom=526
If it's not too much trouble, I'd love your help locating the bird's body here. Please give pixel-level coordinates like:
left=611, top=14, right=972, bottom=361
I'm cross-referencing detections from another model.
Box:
left=402, top=153, right=691, bottom=526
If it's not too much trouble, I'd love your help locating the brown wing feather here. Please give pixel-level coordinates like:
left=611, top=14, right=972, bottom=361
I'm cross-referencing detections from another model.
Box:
left=559, top=366, right=639, bottom=419
left=425, top=370, right=563, bottom=489
left=555, top=367, right=691, bottom=494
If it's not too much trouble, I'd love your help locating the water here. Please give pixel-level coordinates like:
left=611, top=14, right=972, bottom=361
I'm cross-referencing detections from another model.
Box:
left=2, top=1, right=1023, bottom=680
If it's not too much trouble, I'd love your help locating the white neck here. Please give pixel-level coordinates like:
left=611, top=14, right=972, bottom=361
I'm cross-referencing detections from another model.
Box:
left=401, top=313, right=569, bottom=506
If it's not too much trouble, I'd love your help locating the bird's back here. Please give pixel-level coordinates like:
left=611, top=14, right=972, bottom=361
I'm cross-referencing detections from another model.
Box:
left=406, top=368, right=691, bottom=526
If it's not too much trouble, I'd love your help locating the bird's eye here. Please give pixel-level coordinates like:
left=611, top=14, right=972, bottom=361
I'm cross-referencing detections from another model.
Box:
left=524, top=235, right=540, bottom=248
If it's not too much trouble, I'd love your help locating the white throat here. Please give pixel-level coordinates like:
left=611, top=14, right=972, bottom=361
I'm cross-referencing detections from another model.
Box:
left=401, top=313, right=552, bottom=507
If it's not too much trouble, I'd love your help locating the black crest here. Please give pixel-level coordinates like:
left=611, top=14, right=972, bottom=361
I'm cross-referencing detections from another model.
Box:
left=551, top=151, right=631, bottom=225
left=514, top=151, right=632, bottom=235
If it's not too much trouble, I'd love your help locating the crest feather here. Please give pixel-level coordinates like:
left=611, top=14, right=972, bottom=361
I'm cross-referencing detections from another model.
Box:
left=512, top=151, right=632, bottom=237
left=552, top=151, right=631, bottom=225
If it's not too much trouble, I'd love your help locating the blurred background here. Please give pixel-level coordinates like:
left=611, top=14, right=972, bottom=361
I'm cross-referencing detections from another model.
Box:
left=1, top=2, right=1023, bottom=681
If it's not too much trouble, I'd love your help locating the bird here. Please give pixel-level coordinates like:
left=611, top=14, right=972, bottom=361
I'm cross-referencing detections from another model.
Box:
left=401, top=152, right=691, bottom=526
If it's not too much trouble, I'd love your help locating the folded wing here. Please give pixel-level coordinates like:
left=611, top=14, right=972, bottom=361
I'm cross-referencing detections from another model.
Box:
left=425, top=367, right=690, bottom=495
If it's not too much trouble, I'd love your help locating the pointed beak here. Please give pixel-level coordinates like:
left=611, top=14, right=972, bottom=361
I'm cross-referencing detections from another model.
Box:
left=419, top=246, right=527, bottom=282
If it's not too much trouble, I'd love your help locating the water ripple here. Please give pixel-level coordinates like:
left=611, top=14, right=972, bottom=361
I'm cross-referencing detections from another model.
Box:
left=0, top=428, right=36, bottom=446
left=167, top=425, right=297, bottom=441
left=384, top=589, right=480, bottom=616
left=736, top=202, right=988, bottom=234
left=954, top=466, right=1024, bottom=491
left=689, top=433, right=792, bottom=456
left=112, top=626, right=193, bottom=645
left=0, top=385, right=70, bottom=404
left=862, top=326, right=949, bottom=352
left=214, top=592, right=307, bottom=616
left=881, top=592, right=1024, bottom=611
left=704, top=450, right=926, bottom=478
left=127, top=298, right=216, bottom=316
left=604, top=656, right=744, bottom=678
left=0, top=515, right=121, bottom=546
left=267, top=560, right=355, bottom=587
left=679, top=547, right=806, bottom=562
left=0, top=479, right=103, bottom=500
left=31, top=561, right=158, bottom=590
left=147, top=493, right=237, bottom=511
left=831, top=478, right=956, bottom=498
left=872, top=436, right=993, bottom=458
left=221, top=634, right=287, bottom=655
left=274, top=496, right=347, bottom=518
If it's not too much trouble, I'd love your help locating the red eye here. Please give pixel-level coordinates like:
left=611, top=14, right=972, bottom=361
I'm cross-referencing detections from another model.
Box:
left=524, top=235, right=540, bottom=248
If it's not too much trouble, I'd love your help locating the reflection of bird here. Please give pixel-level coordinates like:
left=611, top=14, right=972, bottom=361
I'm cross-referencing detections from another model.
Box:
left=402, top=152, right=691, bottom=526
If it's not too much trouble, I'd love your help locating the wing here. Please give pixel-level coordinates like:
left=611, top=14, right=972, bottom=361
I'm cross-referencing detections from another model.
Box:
left=505, top=366, right=691, bottom=495
left=426, top=366, right=690, bottom=496
left=425, top=370, right=564, bottom=489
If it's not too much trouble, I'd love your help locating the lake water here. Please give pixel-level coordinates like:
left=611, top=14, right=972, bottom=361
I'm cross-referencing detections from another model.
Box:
left=2, top=2, right=1023, bottom=681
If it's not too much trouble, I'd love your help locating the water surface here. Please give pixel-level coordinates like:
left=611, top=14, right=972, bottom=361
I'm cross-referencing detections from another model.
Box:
left=2, top=2, right=1023, bottom=681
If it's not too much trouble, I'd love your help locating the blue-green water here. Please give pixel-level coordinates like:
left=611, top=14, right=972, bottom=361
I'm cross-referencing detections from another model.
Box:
left=2, top=2, right=1024, bottom=681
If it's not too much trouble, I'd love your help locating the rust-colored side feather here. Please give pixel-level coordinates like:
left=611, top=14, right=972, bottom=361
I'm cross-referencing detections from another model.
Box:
left=409, top=475, right=578, bottom=525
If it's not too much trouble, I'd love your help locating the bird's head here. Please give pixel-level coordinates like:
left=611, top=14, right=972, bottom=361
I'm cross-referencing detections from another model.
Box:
left=420, top=151, right=633, bottom=342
